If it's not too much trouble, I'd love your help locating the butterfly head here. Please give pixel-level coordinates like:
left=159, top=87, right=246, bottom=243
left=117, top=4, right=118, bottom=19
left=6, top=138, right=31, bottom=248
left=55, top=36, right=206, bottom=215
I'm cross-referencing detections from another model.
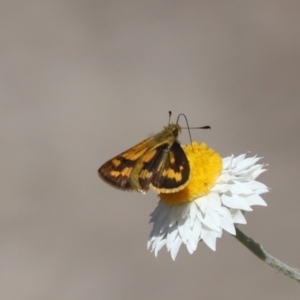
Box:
left=164, top=123, right=181, bottom=139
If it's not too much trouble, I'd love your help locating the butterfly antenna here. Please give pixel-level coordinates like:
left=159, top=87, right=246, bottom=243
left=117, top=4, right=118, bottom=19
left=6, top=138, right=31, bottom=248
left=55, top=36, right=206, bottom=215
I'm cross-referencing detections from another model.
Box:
left=176, top=113, right=193, bottom=144
left=177, top=114, right=211, bottom=145
left=168, top=111, right=172, bottom=125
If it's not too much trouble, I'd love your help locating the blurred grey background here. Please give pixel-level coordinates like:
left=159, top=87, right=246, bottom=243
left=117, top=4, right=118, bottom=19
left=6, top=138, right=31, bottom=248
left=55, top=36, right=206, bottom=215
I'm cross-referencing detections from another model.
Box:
left=1, top=1, right=300, bottom=299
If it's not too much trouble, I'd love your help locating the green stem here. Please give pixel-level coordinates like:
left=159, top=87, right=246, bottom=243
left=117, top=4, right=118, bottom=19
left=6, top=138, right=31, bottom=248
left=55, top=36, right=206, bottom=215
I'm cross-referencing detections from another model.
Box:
left=234, top=226, right=300, bottom=283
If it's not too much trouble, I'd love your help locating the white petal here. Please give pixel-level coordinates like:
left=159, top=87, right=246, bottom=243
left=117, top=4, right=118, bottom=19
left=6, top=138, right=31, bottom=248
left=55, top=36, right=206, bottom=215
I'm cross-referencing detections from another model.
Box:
left=197, top=196, right=207, bottom=213
left=201, top=229, right=217, bottom=251
left=222, top=156, right=233, bottom=170
left=202, top=206, right=221, bottom=231
left=170, top=236, right=182, bottom=260
left=169, top=205, right=183, bottom=227
left=243, top=180, right=268, bottom=191
left=167, top=227, right=178, bottom=245
left=211, top=183, right=230, bottom=193
left=189, top=219, right=202, bottom=249
left=244, top=194, right=267, bottom=206
left=186, top=240, right=194, bottom=254
left=232, top=153, right=247, bottom=165
left=178, top=216, right=190, bottom=242
left=251, top=167, right=267, bottom=179
left=189, top=203, right=197, bottom=221
left=230, top=181, right=254, bottom=195
left=153, top=237, right=166, bottom=256
left=234, top=157, right=261, bottom=173
left=221, top=194, right=253, bottom=211
left=206, top=192, right=222, bottom=210
left=231, top=209, right=247, bottom=224
left=180, top=203, right=191, bottom=218
left=220, top=207, right=236, bottom=234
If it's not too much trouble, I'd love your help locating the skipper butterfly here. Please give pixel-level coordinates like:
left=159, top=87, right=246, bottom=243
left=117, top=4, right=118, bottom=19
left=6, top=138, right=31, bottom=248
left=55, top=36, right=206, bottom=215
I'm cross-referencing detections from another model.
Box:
left=98, top=114, right=209, bottom=194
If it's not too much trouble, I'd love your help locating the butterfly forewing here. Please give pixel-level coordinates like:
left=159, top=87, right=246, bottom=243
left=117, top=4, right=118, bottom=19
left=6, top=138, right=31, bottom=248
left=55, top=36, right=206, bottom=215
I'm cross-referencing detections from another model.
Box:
left=98, top=137, right=153, bottom=191
left=98, top=156, right=135, bottom=190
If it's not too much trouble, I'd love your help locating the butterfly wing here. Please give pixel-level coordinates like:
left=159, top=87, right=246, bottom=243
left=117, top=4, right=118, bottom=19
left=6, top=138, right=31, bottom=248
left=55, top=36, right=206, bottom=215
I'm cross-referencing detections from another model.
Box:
left=137, top=141, right=190, bottom=193
left=98, top=137, right=153, bottom=191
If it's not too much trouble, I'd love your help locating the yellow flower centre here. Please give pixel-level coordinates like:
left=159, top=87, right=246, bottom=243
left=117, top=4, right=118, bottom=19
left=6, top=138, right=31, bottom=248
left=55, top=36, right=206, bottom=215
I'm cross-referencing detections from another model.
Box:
left=160, top=142, right=222, bottom=205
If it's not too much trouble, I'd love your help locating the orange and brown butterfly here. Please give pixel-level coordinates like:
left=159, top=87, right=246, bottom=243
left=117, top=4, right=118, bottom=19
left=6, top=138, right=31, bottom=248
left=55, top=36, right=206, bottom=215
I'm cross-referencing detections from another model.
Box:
left=98, top=113, right=210, bottom=194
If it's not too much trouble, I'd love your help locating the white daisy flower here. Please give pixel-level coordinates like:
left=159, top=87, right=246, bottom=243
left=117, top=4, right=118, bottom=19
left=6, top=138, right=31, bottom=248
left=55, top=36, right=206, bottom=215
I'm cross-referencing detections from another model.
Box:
left=148, top=142, right=268, bottom=260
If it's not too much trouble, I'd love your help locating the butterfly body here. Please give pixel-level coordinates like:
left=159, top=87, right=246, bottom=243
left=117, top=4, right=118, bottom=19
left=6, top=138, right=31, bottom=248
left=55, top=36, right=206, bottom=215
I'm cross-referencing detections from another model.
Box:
left=98, top=123, right=190, bottom=194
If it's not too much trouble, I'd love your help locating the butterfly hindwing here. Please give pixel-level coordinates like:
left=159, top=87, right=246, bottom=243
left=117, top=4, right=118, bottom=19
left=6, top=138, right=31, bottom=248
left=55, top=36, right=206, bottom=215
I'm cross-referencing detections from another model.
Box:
left=149, top=141, right=190, bottom=193
left=136, top=143, right=171, bottom=192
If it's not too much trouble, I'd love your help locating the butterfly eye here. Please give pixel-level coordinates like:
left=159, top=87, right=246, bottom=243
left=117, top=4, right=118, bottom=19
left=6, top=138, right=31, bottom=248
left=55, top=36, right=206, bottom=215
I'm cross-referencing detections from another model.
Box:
left=172, top=128, right=178, bottom=137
